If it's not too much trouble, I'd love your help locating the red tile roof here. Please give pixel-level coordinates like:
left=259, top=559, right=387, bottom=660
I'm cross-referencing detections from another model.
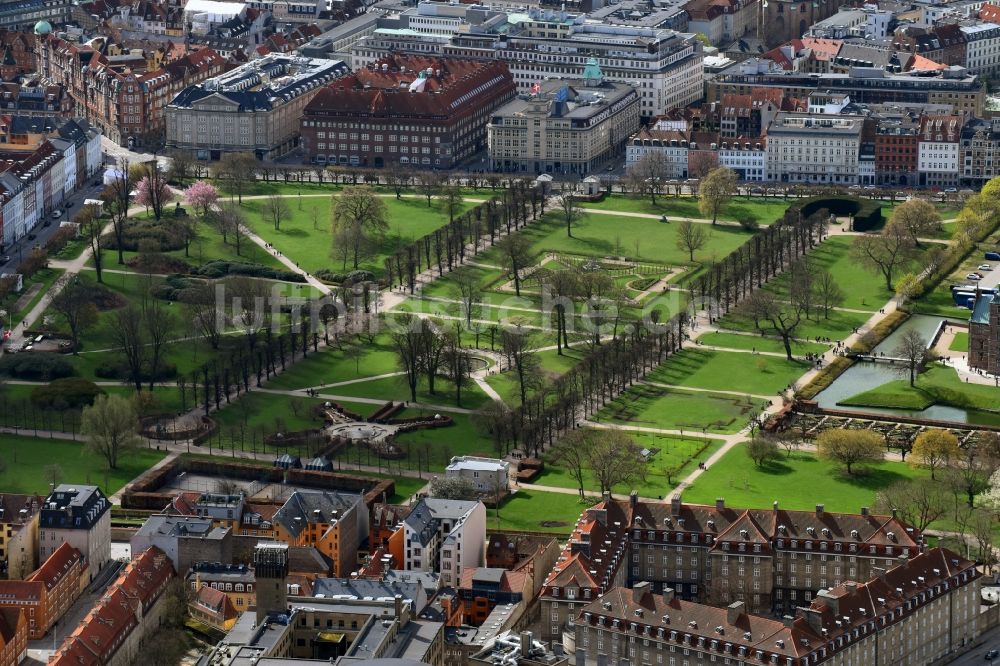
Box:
left=27, top=542, right=83, bottom=591
left=50, top=547, right=175, bottom=666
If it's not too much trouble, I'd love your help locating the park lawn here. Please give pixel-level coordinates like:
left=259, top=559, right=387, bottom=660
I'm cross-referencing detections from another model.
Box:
left=485, top=346, right=589, bottom=406
left=536, top=432, right=725, bottom=499
left=837, top=381, right=936, bottom=410
left=593, top=383, right=768, bottom=435
left=475, top=212, right=754, bottom=268
left=0, top=434, right=166, bottom=495
left=683, top=447, right=929, bottom=513
left=489, top=489, right=592, bottom=533
left=697, top=331, right=828, bottom=355
left=242, top=197, right=470, bottom=275
left=390, top=413, right=497, bottom=468
left=647, top=348, right=809, bottom=395
left=210, top=392, right=332, bottom=434
left=579, top=195, right=790, bottom=226
left=265, top=333, right=401, bottom=390
left=418, top=263, right=508, bottom=298
left=8, top=267, right=64, bottom=325
left=769, top=236, right=926, bottom=313
left=321, top=374, right=491, bottom=410
left=717, top=306, right=870, bottom=342
left=949, top=331, right=969, bottom=352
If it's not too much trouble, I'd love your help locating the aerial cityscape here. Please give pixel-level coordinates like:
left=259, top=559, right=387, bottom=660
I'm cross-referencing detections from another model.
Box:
left=0, top=0, right=993, bottom=663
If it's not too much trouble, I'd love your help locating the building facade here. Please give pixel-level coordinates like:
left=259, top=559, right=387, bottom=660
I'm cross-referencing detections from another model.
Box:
left=0, top=494, right=42, bottom=580
left=918, top=113, right=964, bottom=188
left=300, top=55, right=515, bottom=169
left=969, top=292, right=1000, bottom=374
left=571, top=547, right=980, bottom=666
left=165, top=54, right=349, bottom=160
left=403, top=498, right=486, bottom=588
left=39, top=485, right=110, bottom=583
left=765, top=113, right=866, bottom=184
left=0, top=542, right=84, bottom=639
left=272, top=490, right=369, bottom=578
left=445, top=456, right=509, bottom=495
left=488, top=63, right=640, bottom=176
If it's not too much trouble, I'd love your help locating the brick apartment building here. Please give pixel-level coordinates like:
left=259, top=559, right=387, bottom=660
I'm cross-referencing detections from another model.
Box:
left=38, top=35, right=226, bottom=147
left=541, top=494, right=920, bottom=642
left=874, top=112, right=920, bottom=186
left=0, top=542, right=84, bottom=639
left=0, top=494, right=42, bottom=580
left=50, top=546, right=175, bottom=666
left=300, top=54, right=516, bottom=169
left=0, top=609, right=25, bottom=666
left=573, top=547, right=980, bottom=666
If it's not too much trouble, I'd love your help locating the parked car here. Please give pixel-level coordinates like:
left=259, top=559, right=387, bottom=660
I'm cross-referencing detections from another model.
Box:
left=945, top=187, right=958, bottom=193
left=986, top=252, right=1000, bottom=261
left=980, top=264, right=993, bottom=271
left=967, top=273, right=984, bottom=280
left=985, top=648, right=999, bottom=660
left=64, top=201, right=73, bottom=209
left=51, top=210, right=61, bottom=219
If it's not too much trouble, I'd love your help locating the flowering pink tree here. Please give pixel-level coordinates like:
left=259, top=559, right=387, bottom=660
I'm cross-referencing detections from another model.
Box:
left=184, top=180, right=219, bottom=218
left=135, top=174, right=174, bottom=220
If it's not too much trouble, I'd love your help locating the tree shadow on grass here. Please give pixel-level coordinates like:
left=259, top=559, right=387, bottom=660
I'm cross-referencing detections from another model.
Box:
left=756, top=458, right=794, bottom=476
left=836, top=466, right=909, bottom=491
left=279, top=228, right=310, bottom=238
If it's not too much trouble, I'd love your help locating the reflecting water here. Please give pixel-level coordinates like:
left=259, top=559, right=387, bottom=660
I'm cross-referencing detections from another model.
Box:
left=813, top=314, right=1000, bottom=424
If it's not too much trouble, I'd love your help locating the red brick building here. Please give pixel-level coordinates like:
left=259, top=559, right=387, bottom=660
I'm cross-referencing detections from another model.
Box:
left=0, top=542, right=84, bottom=639
left=300, top=54, right=516, bottom=169
left=0, top=609, right=25, bottom=666
left=874, top=113, right=920, bottom=186
left=50, top=547, right=175, bottom=666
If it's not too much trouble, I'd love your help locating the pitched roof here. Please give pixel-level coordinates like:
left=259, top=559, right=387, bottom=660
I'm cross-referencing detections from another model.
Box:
left=27, top=542, right=84, bottom=590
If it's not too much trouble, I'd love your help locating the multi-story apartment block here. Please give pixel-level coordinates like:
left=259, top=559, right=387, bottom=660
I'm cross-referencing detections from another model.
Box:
left=403, top=498, right=486, bottom=588
left=684, top=0, right=758, bottom=47
left=572, top=547, right=979, bottom=666
left=488, top=65, right=640, bottom=176
left=39, top=485, right=110, bottom=584
left=961, top=22, right=1000, bottom=76
left=187, top=561, right=256, bottom=614
left=893, top=24, right=968, bottom=67
left=0, top=542, right=84, bottom=639
left=273, top=490, right=369, bottom=578
left=918, top=113, right=964, bottom=188
left=960, top=117, right=1000, bottom=186
left=540, top=494, right=920, bottom=642
left=50, top=547, right=175, bottom=666
left=165, top=54, right=349, bottom=160
left=39, top=35, right=227, bottom=148
left=0, top=494, right=41, bottom=580
left=874, top=112, right=920, bottom=186
left=766, top=113, right=866, bottom=184
left=131, top=515, right=232, bottom=574
left=718, top=137, right=767, bottom=181
left=626, top=128, right=690, bottom=178
left=300, top=55, right=515, bottom=169
left=709, top=60, right=985, bottom=115
left=350, top=4, right=703, bottom=118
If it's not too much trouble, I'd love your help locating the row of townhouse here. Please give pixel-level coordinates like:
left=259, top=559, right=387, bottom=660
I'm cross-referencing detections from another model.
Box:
left=38, top=34, right=228, bottom=148
left=0, top=118, right=100, bottom=247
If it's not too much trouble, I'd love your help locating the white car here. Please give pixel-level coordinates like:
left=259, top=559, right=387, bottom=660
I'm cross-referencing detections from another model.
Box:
left=967, top=273, right=983, bottom=281
left=979, top=264, right=993, bottom=271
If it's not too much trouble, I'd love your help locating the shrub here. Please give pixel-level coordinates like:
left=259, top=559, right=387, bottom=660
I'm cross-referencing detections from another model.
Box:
left=43, top=226, right=77, bottom=255
left=192, top=261, right=305, bottom=283
left=0, top=353, right=75, bottom=380
left=314, top=269, right=375, bottom=285
left=94, top=360, right=177, bottom=382
left=106, top=218, right=186, bottom=252
left=737, top=216, right=759, bottom=231
left=790, top=196, right=883, bottom=231
left=30, top=377, right=105, bottom=409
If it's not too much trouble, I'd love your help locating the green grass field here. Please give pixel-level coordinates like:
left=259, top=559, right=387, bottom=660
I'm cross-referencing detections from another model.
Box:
left=321, top=374, right=490, bottom=410
left=594, top=384, right=767, bottom=434
left=717, top=306, right=871, bottom=342
left=647, top=348, right=809, bottom=395
left=0, top=434, right=166, bottom=494
left=683, top=447, right=928, bottom=513
left=489, top=489, right=592, bottom=533
left=243, top=197, right=470, bottom=275
left=579, top=195, right=791, bottom=226
left=949, top=331, right=969, bottom=352
left=697, top=331, right=829, bottom=355
left=536, top=432, right=724, bottom=498
left=838, top=364, right=1000, bottom=414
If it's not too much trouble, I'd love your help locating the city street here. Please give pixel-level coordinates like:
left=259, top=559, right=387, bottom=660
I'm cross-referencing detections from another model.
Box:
left=945, top=620, right=1000, bottom=666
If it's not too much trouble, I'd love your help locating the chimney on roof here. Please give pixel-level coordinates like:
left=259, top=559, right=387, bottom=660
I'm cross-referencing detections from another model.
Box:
left=662, top=587, right=675, bottom=604
left=715, top=498, right=725, bottom=511
left=632, top=581, right=651, bottom=604
left=816, top=504, right=824, bottom=517
left=861, top=506, right=869, bottom=517
left=796, top=607, right=824, bottom=634
left=670, top=495, right=681, bottom=517
left=727, top=600, right=745, bottom=625
left=629, top=491, right=638, bottom=508
left=782, top=615, right=796, bottom=628
left=602, top=491, right=611, bottom=504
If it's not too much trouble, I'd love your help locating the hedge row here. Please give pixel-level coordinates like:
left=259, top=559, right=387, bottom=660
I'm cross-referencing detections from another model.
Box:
left=792, top=196, right=883, bottom=232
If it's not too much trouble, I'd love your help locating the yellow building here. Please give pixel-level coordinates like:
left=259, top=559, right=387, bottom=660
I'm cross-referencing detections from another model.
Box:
left=0, top=495, right=42, bottom=581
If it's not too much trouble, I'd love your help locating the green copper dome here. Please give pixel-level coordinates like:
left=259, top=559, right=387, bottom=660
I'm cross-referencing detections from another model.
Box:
left=33, top=20, right=53, bottom=35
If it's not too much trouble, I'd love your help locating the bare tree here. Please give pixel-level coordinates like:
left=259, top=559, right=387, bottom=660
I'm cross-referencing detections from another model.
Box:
left=850, top=221, right=916, bottom=291
left=167, top=149, right=196, bottom=185
left=103, top=158, right=131, bottom=265
left=739, top=287, right=803, bottom=361
left=50, top=283, right=99, bottom=354
left=453, top=269, right=482, bottom=328
left=550, top=429, right=592, bottom=498
left=263, top=194, right=291, bottom=231
left=501, top=326, right=540, bottom=405
left=332, top=186, right=390, bottom=270
left=675, top=219, right=708, bottom=261
left=390, top=315, right=425, bottom=403
left=81, top=207, right=106, bottom=283
left=874, top=478, right=949, bottom=532
left=111, top=304, right=146, bottom=392
left=698, top=167, right=737, bottom=225
left=889, top=198, right=942, bottom=247
left=211, top=152, right=257, bottom=203
left=745, top=437, right=780, bottom=467
left=442, top=183, right=464, bottom=224
left=557, top=193, right=583, bottom=238
left=416, top=171, right=443, bottom=207
left=143, top=293, right=175, bottom=390
left=586, top=430, right=647, bottom=495
left=893, top=328, right=931, bottom=387
left=624, top=152, right=668, bottom=204
left=497, top=233, right=534, bottom=297
left=813, top=269, right=845, bottom=319
left=81, top=394, right=141, bottom=469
